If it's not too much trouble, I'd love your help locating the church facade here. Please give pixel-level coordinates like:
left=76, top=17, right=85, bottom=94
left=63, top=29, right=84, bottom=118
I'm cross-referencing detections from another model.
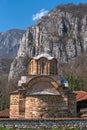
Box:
left=10, top=54, right=77, bottom=119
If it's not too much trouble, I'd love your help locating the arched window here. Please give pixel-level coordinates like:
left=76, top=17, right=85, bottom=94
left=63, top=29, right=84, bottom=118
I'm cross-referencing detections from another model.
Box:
left=50, top=61, right=57, bottom=75
left=42, top=62, right=45, bottom=74
left=41, top=62, right=45, bottom=74
left=50, top=63, right=55, bottom=75
left=19, top=98, right=25, bottom=117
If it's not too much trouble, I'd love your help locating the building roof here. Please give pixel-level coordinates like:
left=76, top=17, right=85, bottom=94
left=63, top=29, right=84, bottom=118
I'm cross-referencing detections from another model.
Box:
left=0, top=109, right=9, bottom=118
left=33, top=53, right=54, bottom=60
left=27, top=90, right=60, bottom=96
left=75, top=91, right=87, bottom=102
left=10, top=89, right=19, bottom=94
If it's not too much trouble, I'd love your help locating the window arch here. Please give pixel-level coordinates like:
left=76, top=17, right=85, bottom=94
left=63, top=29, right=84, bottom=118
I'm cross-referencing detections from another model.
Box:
left=41, top=61, right=46, bottom=74
left=50, top=63, right=55, bottom=75
left=50, top=61, right=57, bottom=75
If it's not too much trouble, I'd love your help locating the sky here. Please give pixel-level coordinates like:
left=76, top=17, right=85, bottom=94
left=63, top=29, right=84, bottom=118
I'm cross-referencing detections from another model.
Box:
left=0, top=0, right=87, bottom=32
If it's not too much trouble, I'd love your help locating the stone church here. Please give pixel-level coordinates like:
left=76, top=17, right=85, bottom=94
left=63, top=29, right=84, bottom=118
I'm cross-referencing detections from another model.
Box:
left=10, top=53, right=77, bottom=119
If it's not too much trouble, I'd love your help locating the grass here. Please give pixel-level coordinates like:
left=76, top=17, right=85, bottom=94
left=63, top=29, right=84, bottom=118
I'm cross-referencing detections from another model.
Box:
left=0, top=127, right=11, bottom=130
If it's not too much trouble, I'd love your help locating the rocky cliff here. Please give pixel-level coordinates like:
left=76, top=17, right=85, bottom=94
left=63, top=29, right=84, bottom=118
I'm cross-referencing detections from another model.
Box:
left=0, top=29, right=25, bottom=58
left=9, top=4, right=87, bottom=81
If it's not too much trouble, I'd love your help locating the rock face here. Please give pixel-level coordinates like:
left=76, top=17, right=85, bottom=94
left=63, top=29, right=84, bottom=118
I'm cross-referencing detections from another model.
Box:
left=9, top=4, right=87, bottom=80
left=0, top=29, right=25, bottom=58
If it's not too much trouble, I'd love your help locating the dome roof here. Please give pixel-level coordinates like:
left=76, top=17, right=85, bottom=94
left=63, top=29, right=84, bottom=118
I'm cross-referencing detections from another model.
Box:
left=33, top=53, right=54, bottom=60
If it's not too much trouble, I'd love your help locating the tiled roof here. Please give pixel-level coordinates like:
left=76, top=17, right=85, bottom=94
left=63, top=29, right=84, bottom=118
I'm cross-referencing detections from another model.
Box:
left=75, top=91, right=87, bottom=102
left=0, top=109, right=9, bottom=118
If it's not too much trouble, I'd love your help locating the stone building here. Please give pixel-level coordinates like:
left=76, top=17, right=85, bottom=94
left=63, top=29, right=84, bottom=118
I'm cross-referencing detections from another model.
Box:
left=10, top=53, right=77, bottom=119
left=75, top=91, right=87, bottom=117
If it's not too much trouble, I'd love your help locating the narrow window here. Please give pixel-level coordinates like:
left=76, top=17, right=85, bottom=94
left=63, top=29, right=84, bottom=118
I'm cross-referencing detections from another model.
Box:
left=50, top=63, right=55, bottom=75
left=19, top=99, right=25, bottom=117
left=42, top=62, right=45, bottom=74
left=41, top=62, right=45, bottom=74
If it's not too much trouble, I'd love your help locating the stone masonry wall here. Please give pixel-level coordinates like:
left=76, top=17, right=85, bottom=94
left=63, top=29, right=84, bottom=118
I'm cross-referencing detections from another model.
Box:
left=10, top=94, right=19, bottom=119
left=68, top=93, right=77, bottom=117
left=25, top=95, right=69, bottom=119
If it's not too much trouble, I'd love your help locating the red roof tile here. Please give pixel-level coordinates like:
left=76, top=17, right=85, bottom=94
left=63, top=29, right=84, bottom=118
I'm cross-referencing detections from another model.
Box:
left=75, top=91, right=87, bottom=102
left=0, top=109, right=9, bottom=118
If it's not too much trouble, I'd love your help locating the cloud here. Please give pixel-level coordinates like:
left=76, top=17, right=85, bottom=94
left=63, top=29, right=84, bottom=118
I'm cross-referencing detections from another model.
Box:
left=32, top=9, right=49, bottom=21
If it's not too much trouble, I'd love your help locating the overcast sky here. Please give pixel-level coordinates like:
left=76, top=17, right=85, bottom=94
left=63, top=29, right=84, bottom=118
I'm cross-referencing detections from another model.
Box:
left=0, top=0, right=87, bottom=32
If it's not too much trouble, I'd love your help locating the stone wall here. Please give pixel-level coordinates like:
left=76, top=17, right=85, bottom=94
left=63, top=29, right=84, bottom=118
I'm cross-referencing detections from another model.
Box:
left=10, top=84, right=77, bottom=119
left=25, top=95, right=69, bottom=118
left=68, top=93, right=77, bottom=117
left=10, top=94, right=19, bottom=119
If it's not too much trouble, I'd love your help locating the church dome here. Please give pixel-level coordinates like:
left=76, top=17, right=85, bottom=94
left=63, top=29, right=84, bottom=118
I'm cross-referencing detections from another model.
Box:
left=28, top=53, right=58, bottom=75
